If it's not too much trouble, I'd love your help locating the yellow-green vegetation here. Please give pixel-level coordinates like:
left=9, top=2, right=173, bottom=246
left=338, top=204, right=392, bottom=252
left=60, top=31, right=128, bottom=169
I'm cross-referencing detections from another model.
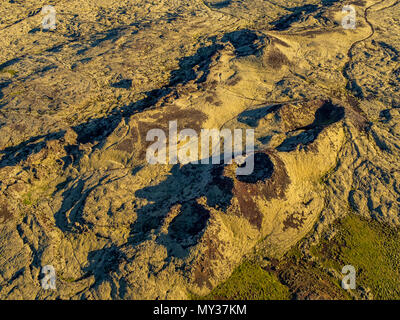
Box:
left=58, top=275, right=78, bottom=283
left=198, top=214, right=400, bottom=300
left=1, top=0, right=400, bottom=300
left=312, top=214, right=400, bottom=299
left=200, top=260, right=290, bottom=300
left=9, top=91, right=23, bottom=97
left=22, top=191, right=34, bottom=206
left=0, top=69, right=18, bottom=76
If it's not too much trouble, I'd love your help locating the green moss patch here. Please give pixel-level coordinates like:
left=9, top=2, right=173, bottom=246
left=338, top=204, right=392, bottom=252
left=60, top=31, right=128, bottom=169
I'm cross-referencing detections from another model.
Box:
left=313, top=214, right=400, bottom=299
left=201, top=260, right=290, bottom=300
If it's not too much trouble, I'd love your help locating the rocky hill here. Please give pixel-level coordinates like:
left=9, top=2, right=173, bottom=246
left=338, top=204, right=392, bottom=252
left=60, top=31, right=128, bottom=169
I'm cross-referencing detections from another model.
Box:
left=0, top=0, right=399, bottom=299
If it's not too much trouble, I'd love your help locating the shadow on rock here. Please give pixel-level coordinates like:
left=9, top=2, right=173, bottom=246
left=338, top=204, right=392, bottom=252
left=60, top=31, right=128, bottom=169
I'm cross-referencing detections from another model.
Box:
left=131, top=162, right=233, bottom=258
left=277, top=100, right=344, bottom=152
left=238, top=104, right=282, bottom=127
left=222, top=30, right=265, bottom=57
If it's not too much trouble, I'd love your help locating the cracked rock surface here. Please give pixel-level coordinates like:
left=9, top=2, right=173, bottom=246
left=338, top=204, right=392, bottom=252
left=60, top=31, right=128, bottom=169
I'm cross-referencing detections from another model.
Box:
left=0, top=0, right=399, bottom=299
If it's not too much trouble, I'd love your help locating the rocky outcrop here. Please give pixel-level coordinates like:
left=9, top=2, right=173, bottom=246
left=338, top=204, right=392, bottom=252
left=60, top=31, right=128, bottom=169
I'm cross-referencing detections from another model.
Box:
left=0, top=0, right=399, bottom=299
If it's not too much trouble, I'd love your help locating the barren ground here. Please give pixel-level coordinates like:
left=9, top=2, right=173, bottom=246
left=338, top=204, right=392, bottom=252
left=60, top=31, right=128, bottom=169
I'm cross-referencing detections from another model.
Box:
left=0, top=0, right=399, bottom=299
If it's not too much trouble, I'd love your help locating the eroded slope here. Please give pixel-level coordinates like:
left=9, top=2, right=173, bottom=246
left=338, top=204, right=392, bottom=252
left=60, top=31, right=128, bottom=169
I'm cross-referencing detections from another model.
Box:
left=0, top=0, right=399, bottom=299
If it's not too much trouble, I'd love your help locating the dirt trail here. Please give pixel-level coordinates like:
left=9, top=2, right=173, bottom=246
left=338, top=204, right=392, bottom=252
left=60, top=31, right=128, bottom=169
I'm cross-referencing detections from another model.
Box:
left=344, top=0, right=398, bottom=86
